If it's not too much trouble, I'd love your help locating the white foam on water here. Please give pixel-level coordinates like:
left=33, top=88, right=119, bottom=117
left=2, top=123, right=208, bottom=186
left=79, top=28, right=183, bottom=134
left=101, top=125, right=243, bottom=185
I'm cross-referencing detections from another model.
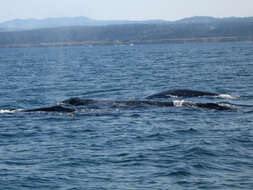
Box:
left=216, top=94, right=238, bottom=99
left=217, top=103, right=238, bottom=110
left=0, top=109, right=24, bottom=113
left=173, top=100, right=185, bottom=107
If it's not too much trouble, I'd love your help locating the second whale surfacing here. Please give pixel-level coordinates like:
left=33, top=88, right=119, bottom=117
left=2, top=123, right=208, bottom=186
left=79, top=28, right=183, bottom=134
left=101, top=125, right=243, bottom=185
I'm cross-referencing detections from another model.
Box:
left=146, top=89, right=233, bottom=99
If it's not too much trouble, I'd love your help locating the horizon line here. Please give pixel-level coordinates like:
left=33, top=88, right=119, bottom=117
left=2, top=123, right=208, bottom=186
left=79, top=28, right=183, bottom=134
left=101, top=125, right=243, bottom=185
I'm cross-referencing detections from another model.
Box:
left=1, top=15, right=253, bottom=24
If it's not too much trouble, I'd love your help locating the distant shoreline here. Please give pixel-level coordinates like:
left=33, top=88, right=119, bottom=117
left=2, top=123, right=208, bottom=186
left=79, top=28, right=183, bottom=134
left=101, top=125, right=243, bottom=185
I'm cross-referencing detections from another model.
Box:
left=1, top=17, right=253, bottom=48
left=0, top=36, right=251, bottom=48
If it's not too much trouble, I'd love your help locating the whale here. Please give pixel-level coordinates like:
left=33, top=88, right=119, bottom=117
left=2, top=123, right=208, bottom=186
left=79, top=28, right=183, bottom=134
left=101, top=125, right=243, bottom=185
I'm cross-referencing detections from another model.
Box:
left=24, top=105, right=76, bottom=113
left=60, top=97, right=174, bottom=107
left=4, top=99, right=233, bottom=113
left=5, top=88, right=237, bottom=114
left=7, top=99, right=234, bottom=113
left=146, top=89, right=220, bottom=99
left=58, top=97, right=234, bottom=111
left=22, top=100, right=233, bottom=113
left=22, top=99, right=174, bottom=113
left=181, top=102, right=234, bottom=111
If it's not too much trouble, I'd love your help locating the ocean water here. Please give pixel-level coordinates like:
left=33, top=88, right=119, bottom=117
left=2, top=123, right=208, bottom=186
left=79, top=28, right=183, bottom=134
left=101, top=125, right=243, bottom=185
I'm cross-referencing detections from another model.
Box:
left=0, top=42, right=253, bottom=189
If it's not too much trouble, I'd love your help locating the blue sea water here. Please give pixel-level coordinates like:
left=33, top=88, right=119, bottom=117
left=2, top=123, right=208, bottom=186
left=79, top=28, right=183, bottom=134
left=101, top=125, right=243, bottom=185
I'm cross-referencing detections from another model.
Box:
left=0, top=42, right=253, bottom=189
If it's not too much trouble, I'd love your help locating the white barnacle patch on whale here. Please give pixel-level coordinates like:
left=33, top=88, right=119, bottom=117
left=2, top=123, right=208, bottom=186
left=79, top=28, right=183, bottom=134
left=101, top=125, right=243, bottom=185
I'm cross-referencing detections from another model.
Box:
left=173, top=100, right=185, bottom=107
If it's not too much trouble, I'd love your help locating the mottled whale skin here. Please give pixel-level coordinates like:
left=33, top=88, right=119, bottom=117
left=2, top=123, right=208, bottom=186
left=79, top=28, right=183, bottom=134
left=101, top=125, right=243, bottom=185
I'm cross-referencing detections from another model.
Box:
left=146, top=89, right=218, bottom=99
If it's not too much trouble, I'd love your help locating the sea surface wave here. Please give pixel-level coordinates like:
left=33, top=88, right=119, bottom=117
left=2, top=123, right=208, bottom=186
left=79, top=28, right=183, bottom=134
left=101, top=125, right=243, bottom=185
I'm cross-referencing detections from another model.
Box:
left=0, top=42, right=253, bottom=189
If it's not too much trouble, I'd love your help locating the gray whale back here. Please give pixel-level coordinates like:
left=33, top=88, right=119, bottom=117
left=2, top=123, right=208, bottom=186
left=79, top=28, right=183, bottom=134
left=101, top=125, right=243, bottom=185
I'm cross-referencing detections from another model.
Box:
left=61, top=98, right=174, bottom=107
left=61, top=97, right=95, bottom=106
left=59, top=98, right=234, bottom=111
left=24, top=105, right=75, bottom=113
left=20, top=89, right=237, bottom=113
left=22, top=100, right=235, bottom=113
left=146, top=89, right=218, bottom=99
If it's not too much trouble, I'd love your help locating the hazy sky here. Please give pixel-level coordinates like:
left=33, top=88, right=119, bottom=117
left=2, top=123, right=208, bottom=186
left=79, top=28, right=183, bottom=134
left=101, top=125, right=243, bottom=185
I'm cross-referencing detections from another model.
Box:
left=1, top=0, right=253, bottom=23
